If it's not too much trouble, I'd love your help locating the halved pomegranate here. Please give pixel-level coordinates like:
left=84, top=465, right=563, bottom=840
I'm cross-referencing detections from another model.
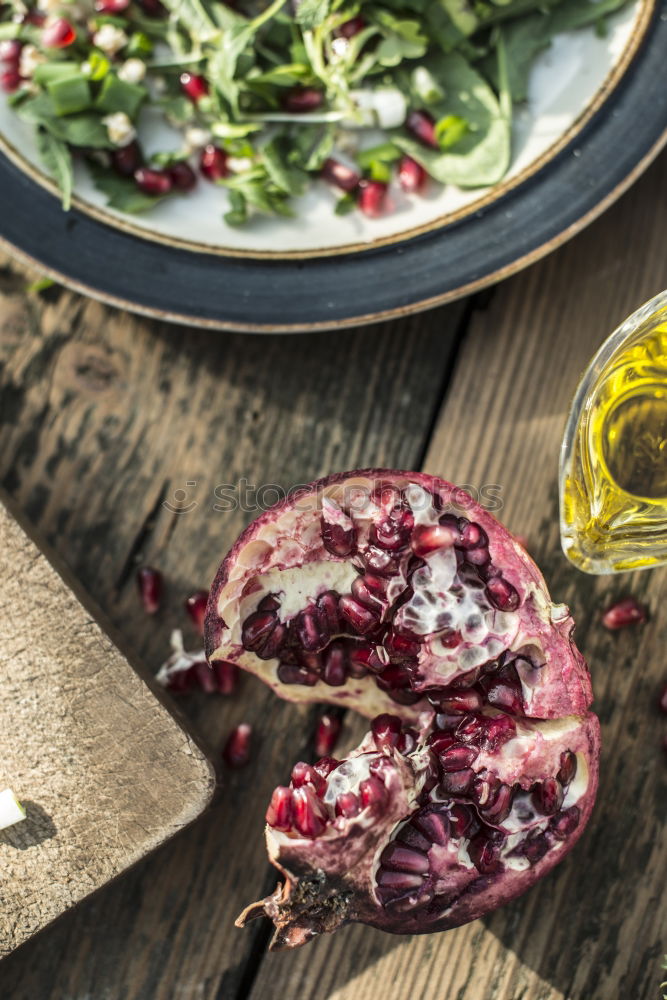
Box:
left=205, top=470, right=599, bottom=949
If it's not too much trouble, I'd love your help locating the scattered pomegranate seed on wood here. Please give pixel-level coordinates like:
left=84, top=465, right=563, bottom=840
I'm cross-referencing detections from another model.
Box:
left=185, top=589, right=209, bottom=634
left=601, top=596, right=648, bottom=630
left=658, top=683, right=667, bottom=714
left=223, top=723, right=252, bottom=767
left=314, top=711, right=342, bottom=757
left=137, top=566, right=162, bottom=614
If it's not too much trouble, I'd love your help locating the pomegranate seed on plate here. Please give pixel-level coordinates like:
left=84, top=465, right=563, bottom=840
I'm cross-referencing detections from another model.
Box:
left=95, top=0, right=130, bottom=11
left=0, top=40, right=22, bottom=64
left=169, top=161, right=197, bottom=191
left=283, top=87, right=323, bottom=113
left=223, top=723, right=252, bottom=767
left=321, top=158, right=360, bottom=193
left=601, top=596, right=648, bottom=630
left=134, top=167, right=173, bottom=196
left=397, top=155, right=427, bottom=193
left=357, top=179, right=388, bottom=217
left=137, top=566, right=162, bottom=613
left=199, top=144, right=228, bottom=181
left=406, top=109, right=438, bottom=149
left=180, top=72, right=209, bottom=102
left=1, top=70, right=21, bottom=93
left=111, top=141, right=142, bottom=177
left=335, top=16, right=365, bottom=38
left=42, top=17, right=77, bottom=48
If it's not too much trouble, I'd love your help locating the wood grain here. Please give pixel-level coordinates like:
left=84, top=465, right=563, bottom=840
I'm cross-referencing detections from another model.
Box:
left=0, top=274, right=466, bottom=998
left=0, top=495, right=214, bottom=957
left=245, top=154, right=667, bottom=1000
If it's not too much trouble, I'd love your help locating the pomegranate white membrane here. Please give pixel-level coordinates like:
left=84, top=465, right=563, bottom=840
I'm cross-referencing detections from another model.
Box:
left=205, top=470, right=599, bottom=949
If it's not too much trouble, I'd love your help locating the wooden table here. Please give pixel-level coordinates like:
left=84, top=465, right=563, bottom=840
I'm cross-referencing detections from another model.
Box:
left=0, top=151, right=665, bottom=1000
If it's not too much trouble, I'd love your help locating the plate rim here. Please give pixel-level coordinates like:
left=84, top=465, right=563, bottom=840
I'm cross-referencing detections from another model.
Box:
left=0, top=0, right=666, bottom=333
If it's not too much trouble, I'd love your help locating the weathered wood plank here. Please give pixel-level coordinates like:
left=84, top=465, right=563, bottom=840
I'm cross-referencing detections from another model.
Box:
left=0, top=495, right=214, bottom=957
left=245, top=153, right=667, bottom=1000
left=0, top=274, right=465, bottom=998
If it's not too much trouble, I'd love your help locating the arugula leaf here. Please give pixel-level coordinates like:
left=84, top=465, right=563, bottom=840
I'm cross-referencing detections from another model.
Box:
left=294, top=0, right=330, bottom=31
left=36, top=130, right=73, bottom=210
left=262, top=137, right=309, bottom=195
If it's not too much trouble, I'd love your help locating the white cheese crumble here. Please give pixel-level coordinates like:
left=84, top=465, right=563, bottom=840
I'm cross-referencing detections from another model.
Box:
left=93, top=24, right=128, bottom=57
left=118, top=58, right=146, bottom=84
left=102, top=111, right=136, bottom=147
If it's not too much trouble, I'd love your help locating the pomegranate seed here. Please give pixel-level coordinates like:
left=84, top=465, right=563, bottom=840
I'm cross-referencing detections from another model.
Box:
left=406, top=110, right=438, bottom=150
left=169, top=161, right=197, bottom=191
left=22, top=10, right=46, bottom=24
left=283, top=87, right=323, bottom=112
left=321, top=158, right=360, bottom=193
left=0, top=40, right=22, bottom=64
left=339, top=595, right=379, bottom=634
left=223, top=723, right=252, bottom=767
left=468, top=833, right=502, bottom=874
left=292, top=786, right=327, bottom=837
left=602, top=596, right=648, bottom=630
left=314, top=712, right=342, bottom=757
left=371, top=713, right=402, bottom=751
left=134, top=167, right=173, bottom=196
left=200, top=144, right=228, bottom=181
left=557, top=750, right=577, bottom=786
left=277, top=662, right=318, bottom=686
left=266, top=786, right=293, bottom=830
left=336, top=16, right=366, bottom=37
left=313, top=756, right=340, bottom=778
left=42, top=17, right=77, bottom=48
left=111, top=141, right=142, bottom=177
left=357, top=179, right=388, bottom=218
left=439, top=743, right=479, bottom=772
left=659, top=683, right=667, bottom=714
left=138, top=0, right=166, bottom=15
left=459, top=522, right=487, bottom=549
left=411, top=523, right=457, bottom=557
left=291, top=761, right=326, bottom=795
left=485, top=576, right=520, bottom=612
left=434, top=688, right=483, bottom=714
left=359, top=775, right=387, bottom=809
left=449, top=804, right=474, bottom=838
left=481, top=783, right=514, bottom=824
left=1, top=70, right=21, bottom=93
left=439, top=768, right=474, bottom=795
left=193, top=660, right=216, bottom=693
left=397, top=155, right=427, bottom=193
left=549, top=806, right=580, bottom=840
left=184, top=589, right=208, bottom=633
left=96, top=0, right=129, bottom=10
left=212, top=659, right=239, bottom=694
left=397, top=729, right=417, bottom=754
left=335, top=792, right=360, bottom=818
left=180, top=71, right=209, bottom=102
left=532, top=777, right=563, bottom=815
left=137, top=566, right=162, bottom=614
left=522, top=832, right=549, bottom=864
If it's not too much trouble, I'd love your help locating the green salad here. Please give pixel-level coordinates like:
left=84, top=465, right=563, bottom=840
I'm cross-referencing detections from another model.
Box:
left=0, top=0, right=633, bottom=224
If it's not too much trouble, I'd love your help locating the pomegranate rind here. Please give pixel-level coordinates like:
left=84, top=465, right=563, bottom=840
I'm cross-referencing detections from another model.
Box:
left=205, top=469, right=591, bottom=721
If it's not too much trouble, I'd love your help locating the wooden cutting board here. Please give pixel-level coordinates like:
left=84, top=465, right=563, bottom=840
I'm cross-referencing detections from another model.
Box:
left=0, top=494, right=215, bottom=957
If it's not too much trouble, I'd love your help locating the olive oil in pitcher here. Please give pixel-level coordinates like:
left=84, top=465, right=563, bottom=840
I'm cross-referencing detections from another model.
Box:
left=560, top=292, right=667, bottom=574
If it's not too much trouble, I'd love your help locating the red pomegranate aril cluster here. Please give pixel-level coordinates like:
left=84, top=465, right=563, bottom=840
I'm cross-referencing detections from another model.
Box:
left=0, top=37, right=22, bottom=92
left=200, top=144, right=228, bottom=181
